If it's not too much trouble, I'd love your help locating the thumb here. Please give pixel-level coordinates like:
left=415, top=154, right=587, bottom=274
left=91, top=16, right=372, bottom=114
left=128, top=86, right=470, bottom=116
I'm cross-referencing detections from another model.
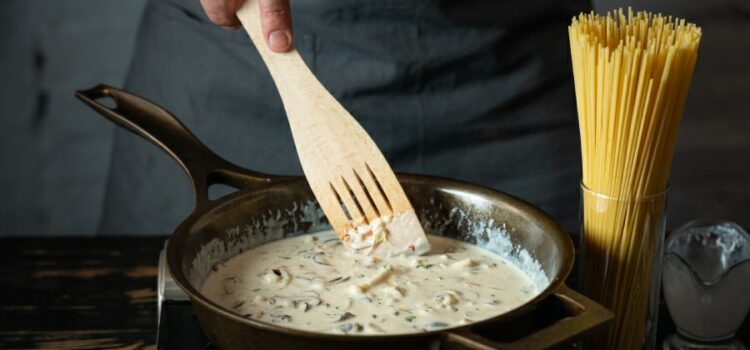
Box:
left=259, top=0, right=293, bottom=52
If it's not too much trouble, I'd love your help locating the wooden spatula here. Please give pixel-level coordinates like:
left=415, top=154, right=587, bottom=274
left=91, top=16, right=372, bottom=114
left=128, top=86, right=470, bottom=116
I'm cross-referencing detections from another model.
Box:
left=236, top=1, right=430, bottom=257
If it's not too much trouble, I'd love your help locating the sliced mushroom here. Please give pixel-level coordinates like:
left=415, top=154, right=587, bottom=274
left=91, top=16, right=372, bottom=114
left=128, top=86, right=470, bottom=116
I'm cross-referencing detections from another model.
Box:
left=263, top=267, right=291, bottom=287
left=270, top=314, right=292, bottom=323
left=435, top=290, right=461, bottom=306
left=330, top=312, right=356, bottom=322
left=322, top=238, right=342, bottom=248
left=337, top=322, right=363, bottom=334
left=272, top=290, right=322, bottom=308
left=296, top=249, right=314, bottom=259
left=450, top=258, right=477, bottom=269
left=292, top=295, right=322, bottom=307
left=297, top=302, right=311, bottom=312
left=222, top=277, right=240, bottom=295
left=312, top=252, right=332, bottom=266
left=464, top=310, right=480, bottom=319
left=384, top=286, right=404, bottom=298
left=463, top=290, right=480, bottom=301
left=428, top=322, right=450, bottom=329
left=366, top=323, right=386, bottom=333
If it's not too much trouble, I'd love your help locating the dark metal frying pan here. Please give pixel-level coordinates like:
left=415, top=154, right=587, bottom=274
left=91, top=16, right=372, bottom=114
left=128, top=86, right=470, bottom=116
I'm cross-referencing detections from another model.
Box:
left=76, top=85, right=611, bottom=350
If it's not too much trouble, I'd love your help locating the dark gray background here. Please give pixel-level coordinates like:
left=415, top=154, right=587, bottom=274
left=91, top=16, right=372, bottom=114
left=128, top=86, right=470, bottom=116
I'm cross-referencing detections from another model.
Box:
left=0, top=0, right=747, bottom=236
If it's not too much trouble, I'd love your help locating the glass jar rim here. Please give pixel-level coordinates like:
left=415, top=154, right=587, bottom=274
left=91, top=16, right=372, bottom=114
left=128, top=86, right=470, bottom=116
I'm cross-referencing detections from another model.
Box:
left=580, top=182, right=668, bottom=200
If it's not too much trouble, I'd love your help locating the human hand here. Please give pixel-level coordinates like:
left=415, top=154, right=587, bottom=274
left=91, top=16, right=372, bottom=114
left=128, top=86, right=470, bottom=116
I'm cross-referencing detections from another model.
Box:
left=199, top=0, right=293, bottom=52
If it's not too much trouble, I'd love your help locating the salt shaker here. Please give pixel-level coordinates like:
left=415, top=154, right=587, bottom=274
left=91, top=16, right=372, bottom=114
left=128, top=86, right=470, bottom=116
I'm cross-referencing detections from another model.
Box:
left=663, top=220, right=750, bottom=349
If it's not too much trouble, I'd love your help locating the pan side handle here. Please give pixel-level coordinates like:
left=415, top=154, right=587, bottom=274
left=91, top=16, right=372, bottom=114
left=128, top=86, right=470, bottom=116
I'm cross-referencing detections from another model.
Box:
left=441, top=285, right=613, bottom=350
left=76, top=84, right=283, bottom=208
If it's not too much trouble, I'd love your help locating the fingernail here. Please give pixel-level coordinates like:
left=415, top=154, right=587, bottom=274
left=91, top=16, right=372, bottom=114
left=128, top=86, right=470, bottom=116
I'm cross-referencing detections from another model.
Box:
left=268, top=31, right=291, bottom=50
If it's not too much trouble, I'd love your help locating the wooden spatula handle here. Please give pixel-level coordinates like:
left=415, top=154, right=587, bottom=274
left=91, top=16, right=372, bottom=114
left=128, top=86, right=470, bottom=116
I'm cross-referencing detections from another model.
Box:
left=236, top=2, right=330, bottom=129
left=236, top=0, right=430, bottom=256
left=236, top=0, right=353, bottom=236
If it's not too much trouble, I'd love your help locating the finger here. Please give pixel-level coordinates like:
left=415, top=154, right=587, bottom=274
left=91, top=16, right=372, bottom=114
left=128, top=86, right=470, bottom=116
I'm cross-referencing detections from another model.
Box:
left=259, top=0, right=293, bottom=52
left=200, top=0, right=241, bottom=29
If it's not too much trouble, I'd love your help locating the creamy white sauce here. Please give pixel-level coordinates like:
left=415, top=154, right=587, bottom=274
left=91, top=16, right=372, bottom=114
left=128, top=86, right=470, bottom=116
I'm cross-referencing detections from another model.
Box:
left=200, top=230, right=538, bottom=335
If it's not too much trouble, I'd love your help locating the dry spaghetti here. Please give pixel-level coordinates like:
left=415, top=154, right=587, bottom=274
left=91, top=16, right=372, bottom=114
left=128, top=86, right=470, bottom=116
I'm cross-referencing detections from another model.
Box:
left=569, top=8, right=700, bottom=349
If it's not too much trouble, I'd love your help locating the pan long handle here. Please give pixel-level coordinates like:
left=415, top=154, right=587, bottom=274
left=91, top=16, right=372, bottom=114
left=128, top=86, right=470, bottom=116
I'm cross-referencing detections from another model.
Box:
left=441, top=285, right=613, bottom=350
left=76, top=84, right=282, bottom=208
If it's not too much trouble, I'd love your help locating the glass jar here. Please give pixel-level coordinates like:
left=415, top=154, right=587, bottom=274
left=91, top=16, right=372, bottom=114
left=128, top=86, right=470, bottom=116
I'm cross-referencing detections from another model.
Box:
left=580, top=184, right=668, bottom=349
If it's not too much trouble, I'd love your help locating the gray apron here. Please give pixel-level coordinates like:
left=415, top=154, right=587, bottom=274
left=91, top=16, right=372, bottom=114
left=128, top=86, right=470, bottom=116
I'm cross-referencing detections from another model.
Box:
left=100, top=0, right=588, bottom=234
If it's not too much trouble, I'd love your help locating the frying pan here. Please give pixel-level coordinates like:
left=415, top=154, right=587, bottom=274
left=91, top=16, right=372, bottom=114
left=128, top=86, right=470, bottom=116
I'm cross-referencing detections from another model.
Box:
left=76, top=85, right=611, bottom=349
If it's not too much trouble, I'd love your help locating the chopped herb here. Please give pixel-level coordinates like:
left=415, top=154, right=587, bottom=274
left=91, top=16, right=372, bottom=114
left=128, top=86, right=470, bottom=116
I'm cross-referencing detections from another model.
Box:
left=279, top=256, right=291, bottom=260
left=253, top=288, right=261, bottom=292
left=328, top=276, right=350, bottom=284
left=232, top=300, right=246, bottom=309
left=405, top=315, right=416, bottom=323
left=416, top=264, right=434, bottom=269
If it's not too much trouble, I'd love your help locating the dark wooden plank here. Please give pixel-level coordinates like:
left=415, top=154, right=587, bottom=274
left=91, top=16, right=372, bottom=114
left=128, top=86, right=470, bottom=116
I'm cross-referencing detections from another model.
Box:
left=0, top=236, right=166, bottom=349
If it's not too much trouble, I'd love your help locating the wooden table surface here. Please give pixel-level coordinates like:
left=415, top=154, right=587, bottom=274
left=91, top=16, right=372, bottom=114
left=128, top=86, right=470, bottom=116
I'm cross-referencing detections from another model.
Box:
left=0, top=236, right=166, bottom=350
left=1, top=236, right=748, bottom=350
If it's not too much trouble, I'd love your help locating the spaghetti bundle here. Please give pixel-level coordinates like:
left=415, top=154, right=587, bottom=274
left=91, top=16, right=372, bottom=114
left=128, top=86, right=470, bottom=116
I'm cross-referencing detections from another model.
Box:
left=569, top=9, right=701, bottom=349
